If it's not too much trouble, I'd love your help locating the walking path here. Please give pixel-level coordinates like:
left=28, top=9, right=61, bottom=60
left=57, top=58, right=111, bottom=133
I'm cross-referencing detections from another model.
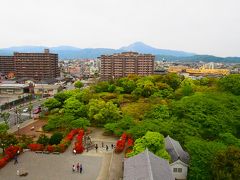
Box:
left=2, top=126, right=124, bottom=180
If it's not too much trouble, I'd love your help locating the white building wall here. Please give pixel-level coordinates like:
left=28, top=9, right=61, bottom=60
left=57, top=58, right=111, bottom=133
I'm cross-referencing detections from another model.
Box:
left=170, top=161, right=188, bottom=180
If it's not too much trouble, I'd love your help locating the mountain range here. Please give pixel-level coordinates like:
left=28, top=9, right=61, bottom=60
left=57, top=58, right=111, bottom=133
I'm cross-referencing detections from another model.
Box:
left=0, top=42, right=240, bottom=63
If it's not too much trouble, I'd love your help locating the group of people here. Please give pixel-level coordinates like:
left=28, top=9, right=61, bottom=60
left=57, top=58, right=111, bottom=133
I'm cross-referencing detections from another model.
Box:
left=98, top=142, right=114, bottom=152
left=72, top=163, right=83, bottom=174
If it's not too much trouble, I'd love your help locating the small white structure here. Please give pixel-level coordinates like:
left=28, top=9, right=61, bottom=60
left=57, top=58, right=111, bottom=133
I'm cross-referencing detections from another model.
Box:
left=165, top=136, right=190, bottom=180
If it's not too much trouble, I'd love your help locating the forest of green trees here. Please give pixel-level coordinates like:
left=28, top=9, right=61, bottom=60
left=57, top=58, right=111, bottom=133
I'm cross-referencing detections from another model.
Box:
left=42, top=73, right=240, bottom=180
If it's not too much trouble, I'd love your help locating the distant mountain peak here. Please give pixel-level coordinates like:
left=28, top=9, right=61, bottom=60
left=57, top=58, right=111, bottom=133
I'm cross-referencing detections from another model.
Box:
left=0, top=42, right=195, bottom=59
left=120, top=41, right=153, bottom=50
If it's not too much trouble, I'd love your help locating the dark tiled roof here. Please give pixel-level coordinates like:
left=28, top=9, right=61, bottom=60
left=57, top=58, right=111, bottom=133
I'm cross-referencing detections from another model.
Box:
left=164, top=136, right=190, bottom=164
left=124, top=149, right=174, bottom=180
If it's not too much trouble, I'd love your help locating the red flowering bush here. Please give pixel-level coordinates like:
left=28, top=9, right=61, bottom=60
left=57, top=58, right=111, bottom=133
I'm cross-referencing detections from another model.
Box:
left=127, top=138, right=134, bottom=147
left=75, top=143, right=84, bottom=153
left=78, top=129, right=84, bottom=137
left=115, top=133, right=133, bottom=153
left=73, top=129, right=84, bottom=154
left=0, top=158, right=7, bottom=168
left=66, top=129, right=79, bottom=141
left=28, top=144, right=44, bottom=151
left=121, top=133, right=127, bottom=141
left=0, top=145, right=21, bottom=169
left=115, top=139, right=125, bottom=153
left=46, top=145, right=55, bottom=152
left=5, top=145, right=21, bottom=159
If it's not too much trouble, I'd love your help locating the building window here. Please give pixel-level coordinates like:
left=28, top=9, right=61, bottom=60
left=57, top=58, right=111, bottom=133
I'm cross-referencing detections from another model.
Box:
left=173, top=168, right=178, bottom=172
left=178, top=168, right=182, bottom=173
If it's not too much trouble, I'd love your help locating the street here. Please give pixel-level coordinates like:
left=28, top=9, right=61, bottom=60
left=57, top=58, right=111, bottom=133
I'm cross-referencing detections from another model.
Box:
left=0, top=98, right=46, bottom=127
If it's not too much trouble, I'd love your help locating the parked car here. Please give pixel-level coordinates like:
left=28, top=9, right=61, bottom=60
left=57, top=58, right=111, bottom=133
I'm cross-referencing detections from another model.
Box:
left=22, top=108, right=29, bottom=113
left=33, top=107, right=41, bottom=114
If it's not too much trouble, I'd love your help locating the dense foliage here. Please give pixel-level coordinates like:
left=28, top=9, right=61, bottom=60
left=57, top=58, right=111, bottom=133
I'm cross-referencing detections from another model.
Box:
left=42, top=73, right=240, bottom=179
left=127, top=131, right=170, bottom=160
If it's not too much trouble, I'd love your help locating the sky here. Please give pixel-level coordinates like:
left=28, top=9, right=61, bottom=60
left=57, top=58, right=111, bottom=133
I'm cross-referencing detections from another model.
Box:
left=0, top=0, right=240, bottom=57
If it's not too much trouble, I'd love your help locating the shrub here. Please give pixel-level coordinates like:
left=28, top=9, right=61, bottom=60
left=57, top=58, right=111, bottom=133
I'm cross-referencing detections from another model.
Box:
left=0, top=158, right=7, bottom=169
left=5, top=145, right=21, bottom=159
left=115, top=140, right=125, bottom=153
left=56, top=144, right=66, bottom=153
left=73, top=129, right=84, bottom=154
left=49, top=132, right=64, bottom=145
left=127, top=138, right=134, bottom=147
left=37, top=134, right=50, bottom=146
left=75, top=143, right=84, bottom=153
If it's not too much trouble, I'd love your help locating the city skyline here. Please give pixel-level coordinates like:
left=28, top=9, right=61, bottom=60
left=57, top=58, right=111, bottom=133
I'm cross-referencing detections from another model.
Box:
left=0, top=0, right=240, bottom=57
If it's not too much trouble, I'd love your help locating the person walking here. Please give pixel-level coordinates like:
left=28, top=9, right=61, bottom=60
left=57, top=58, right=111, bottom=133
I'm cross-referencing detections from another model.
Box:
left=72, top=165, right=75, bottom=172
left=106, top=145, right=109, bottom=151
left=95, top=144, right=98, bottom=152
left=111, top=144, right=114, bottom=149
left=77, top=163, right=80, bottom=172
left=14, top=155, right=18, bottom=164
left=80, top=164, right=83, bottom=174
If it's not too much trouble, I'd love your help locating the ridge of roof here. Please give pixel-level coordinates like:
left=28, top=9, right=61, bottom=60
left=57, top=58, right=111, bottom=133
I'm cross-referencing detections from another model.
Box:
left=145, top=149, right=154, bottom=180
left=167, top=135, right=180, bottom=159
left=165, top=135, right=190, bottom=164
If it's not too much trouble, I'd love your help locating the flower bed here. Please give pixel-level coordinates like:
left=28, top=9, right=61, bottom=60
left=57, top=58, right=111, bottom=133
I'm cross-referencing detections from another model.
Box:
left=28, top=143, right=44, bottom=151
left=115, top=133, right=134, bottom=154
left=115, top=133, right=127, bottom=153
left=73, top=129, right=84, bottom=154
left=0, top=145, right=21, bottom=169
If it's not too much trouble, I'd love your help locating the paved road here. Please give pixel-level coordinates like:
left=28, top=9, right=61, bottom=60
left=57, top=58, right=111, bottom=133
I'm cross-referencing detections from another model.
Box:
left=0, top=98, right=46, bottom=127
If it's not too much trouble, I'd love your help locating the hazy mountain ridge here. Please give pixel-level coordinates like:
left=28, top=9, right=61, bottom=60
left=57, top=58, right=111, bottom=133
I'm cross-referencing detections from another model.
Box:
left=156, top=55, right=240, bottom=63
left=0, top=42, right=240, bottom=62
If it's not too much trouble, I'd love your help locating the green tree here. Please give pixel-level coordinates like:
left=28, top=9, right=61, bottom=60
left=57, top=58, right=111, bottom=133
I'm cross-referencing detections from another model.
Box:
left=0, top=133, right=18, bottom=153
left=43, top=114, right=62, bottom=131
left=131, top=87, right=143, bottom=100
left=163, top=73, right=182, bottom=90
left=74, top=89, right=93, bottom=104
left=28, top=103, right=33, bottom=118
left=104, top=116, right=135, bottom=136
left=88, top=99, right=121, bottom=126
left=219, top=74, right=240, bottom=95
left=74, top=80, right=84, bottom=89
left=44, top=98, right=61, bottom=111
left=219, top=133, right=240, bottom=147
left=0, top=112, right=10, bottom=124
left=70, top=117, right=90, bottom=129
left=0, top=123, right=9, bottom=134
left=211, top=146, right=240, bottom=180
left=94, top=81, right=110, bottom=93
left=54, top=91, right=74, bottom=105
left=127, top=131, right=170, bottom=160
left=64, top=97, right=87, bottom=118
left=185, top=138, right=226, bottom=180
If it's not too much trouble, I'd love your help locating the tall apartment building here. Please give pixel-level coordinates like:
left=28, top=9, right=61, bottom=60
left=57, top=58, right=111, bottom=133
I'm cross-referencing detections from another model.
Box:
left=100, top=52, right=154, bottom=80
left=0, top=56, right=15, bottom=75
left=0, top=49, right=60, bottom=80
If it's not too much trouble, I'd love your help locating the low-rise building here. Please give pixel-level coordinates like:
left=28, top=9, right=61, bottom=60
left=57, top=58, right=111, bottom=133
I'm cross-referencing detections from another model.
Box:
left=34, top=84, right=62, bottom=96
left=165, top=136, right=190, bottom=180
left=0, top=84, right=29, bottom=95
left=124, top=149, right=174, bottom=180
